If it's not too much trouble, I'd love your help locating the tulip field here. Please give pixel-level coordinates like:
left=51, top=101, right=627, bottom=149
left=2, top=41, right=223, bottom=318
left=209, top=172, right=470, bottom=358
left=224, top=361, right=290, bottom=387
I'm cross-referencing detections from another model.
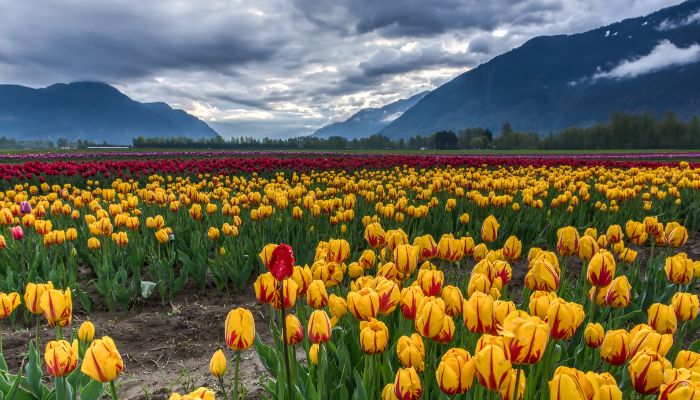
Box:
left=0, top=150, right=699, bottom=400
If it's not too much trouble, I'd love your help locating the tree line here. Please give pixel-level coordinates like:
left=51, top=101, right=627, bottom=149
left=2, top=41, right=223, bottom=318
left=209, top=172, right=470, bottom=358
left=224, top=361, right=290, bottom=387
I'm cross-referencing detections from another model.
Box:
left=1, top=111, right=698, bottom=151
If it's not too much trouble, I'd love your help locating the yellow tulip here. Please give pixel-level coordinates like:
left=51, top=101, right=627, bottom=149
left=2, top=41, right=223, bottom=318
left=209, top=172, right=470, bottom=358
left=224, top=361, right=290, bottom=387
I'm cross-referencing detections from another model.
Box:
left=400, top=286, right=425, bottom=320
left=604, top=275, right=631, bottom=308
left=364, top=222, right=386, bottom=248
left=413, top=234, right=438, bottom=260
left=500, top=312, right=549, bottom=364
left=435, top=348, right=474, bottom=395
left=23, top=282, right=53, bottom=315
left=629, top=326, right=673, bottom=357
left=600, top=329, right=630, bottom=366
left=271, top=279, right=298, bottom=310
left=254, top=272, right=277, bottom=304
left=207, top=227, right=220, bottom=241
left=284, top=314, right=304, bottom=346
left=360, top=318, right=389, bottom=354
left=626, top=220, right=648, bottom=245
left=502, top=236, right=522, bottom=261
left=493, top=300, right=516, bottom=327
left=437, top=235, right=464, bottom=262
left=548, top=367, right=597, bottom=400
left=584, top=323, right=604, bottom=348
left=308, top=344, right=319, bottom=365
left=659, top=379, right=700, bottom=400
left=499, top=368, right=525, bottom=400
left=291, top=265, right=312, bottom=296
left=474, top=344, right=512, bottom=391
left=224, top=307, right=255, bottom=350
left=414, top=268, right=443, bottom=296
left=44, top=339, right=78, bottom=377
left=328, top=238, right=350, bottom=264
left=628, top=350, right=672, bottom=394
left=524, top=259, right=560, bottom=292
left=328, top=294, right=347, bottom=319
left=671, top=292, right=698, bottom=321
left=382, top=384, right=398, bottom=400
left=39, top=289, right=71, bottom=327
left=606, top=224, right=623, bottom=243
left=347, top=287, right=379, bottom=321
left=169, top=387, right=215, bottom=400
left=441, top=285, right=464, bottom=317
left=415, top=296, right=446, bottom=339
left=665, top=253, right=694, bottom=285
left=463, top=291, right=495, bottom=334
left=307, top=310, right=331, bottom=344
left=394, top=244, right=419, bottom=274
left=81, top=336, right=124, bottom=382
left=480, top=215, right=499, bottom=243
left=556, top=226, right=579, bottom=257
left=358, top=249, right=376, bottom=270
left=209, top=349, right=227, bottom=378
left=648, top=303, right=678, bottom=334
left=587, top=250, right=616, bottom=287
left=528, top=291, right=558, bottom=320
left=393, top=367, right=422, bottom=400
left=674, top=350, right=700, bottom=373
left=588, top=372, right=622, bottom=400
left=78, top=321, right=95, bottom=343
left=306, top=280, right=328, bottom=309
left=375, top=277, right=400, bottom=315
left=547, top=300, right=585, bottom=340
left=397, top=334, right=425, bottom=372
left=666, top=225, right=688, bottom=247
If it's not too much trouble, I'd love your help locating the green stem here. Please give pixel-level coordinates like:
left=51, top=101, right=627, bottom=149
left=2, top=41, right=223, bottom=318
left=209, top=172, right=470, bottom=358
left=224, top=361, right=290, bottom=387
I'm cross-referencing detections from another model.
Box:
left=55, top=326, right=63, bottom=340
left=218, top=376, right=229, bottom=400
left=109, top=381, right=119, bottom=400
left=512, top=368, right=521, bottom=400
left=0, top=322, right=3, bottom=355
left=318, top=345, right=325, bottom=398
left=233, top=350, right=240, bottom=400
left=35, top=317, right=40, bottom=349
left=279, top=282, right=294, bottom=400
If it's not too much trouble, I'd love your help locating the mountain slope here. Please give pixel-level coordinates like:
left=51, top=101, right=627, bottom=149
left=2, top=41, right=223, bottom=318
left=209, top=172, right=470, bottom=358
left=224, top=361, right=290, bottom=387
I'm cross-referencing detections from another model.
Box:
left=380, top=0, right=700, bottom=138
left=0, top=82, right=218, bottom=144
left=313, top=91, right=429, bottom=138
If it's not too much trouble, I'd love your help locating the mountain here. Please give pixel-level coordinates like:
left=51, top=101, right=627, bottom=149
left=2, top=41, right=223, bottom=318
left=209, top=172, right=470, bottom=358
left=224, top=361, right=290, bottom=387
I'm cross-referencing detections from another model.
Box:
left=313, top=91, right=429, bottom=139
left=0, top=82, right=218, bottom=145
left=380, top=0, right=700, bottom=138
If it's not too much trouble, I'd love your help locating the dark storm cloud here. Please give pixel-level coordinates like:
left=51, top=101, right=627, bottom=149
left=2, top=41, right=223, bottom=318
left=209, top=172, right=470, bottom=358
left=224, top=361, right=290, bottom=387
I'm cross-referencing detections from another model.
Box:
left=0, top=0, right=680, bottom=137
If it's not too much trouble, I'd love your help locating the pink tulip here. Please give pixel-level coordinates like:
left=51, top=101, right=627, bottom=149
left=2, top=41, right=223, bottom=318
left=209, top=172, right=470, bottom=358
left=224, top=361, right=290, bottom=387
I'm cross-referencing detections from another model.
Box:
left=11, top=226, right=23, bottom=240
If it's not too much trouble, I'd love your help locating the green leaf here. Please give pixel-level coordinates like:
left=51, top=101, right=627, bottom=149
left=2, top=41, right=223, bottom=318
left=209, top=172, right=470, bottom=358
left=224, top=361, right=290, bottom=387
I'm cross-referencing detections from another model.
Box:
left=79, top=380, right=104, bottom=400
left=24, top=341, right=43, bottom=399
left=253, top=333, right=278, bottom=374
left=689, top=338, right=700, bottom=353
left=351, top=370, right=368, bottom=400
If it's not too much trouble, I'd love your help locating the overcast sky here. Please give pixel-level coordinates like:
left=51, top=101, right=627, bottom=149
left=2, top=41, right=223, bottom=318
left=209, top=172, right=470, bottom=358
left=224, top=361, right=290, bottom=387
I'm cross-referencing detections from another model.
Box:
left=0, top=0, right=680, bottom=138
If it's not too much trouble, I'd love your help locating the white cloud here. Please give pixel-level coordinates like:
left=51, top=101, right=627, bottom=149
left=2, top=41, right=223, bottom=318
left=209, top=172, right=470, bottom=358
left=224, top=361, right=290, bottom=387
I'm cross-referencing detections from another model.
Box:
left=594, top=40, right=700, bottom=80
left=381, top=111, right=404, bottom=122
left=657, top=10, right=700, bottom=30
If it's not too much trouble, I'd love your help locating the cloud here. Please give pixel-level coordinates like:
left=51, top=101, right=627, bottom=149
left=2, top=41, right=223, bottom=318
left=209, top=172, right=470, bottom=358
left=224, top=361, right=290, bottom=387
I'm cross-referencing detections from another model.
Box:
left=657, top=9, right=700, bottom=30
left=594, top=40, right=700, bottom=80
left=0, top=0, right=684, bottom=138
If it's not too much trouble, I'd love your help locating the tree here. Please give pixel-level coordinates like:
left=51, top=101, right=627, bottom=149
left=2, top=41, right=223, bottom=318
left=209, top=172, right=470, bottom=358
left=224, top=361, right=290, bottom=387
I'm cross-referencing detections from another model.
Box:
left=501, top=122, right=513, bottom=136
left=433, top=130, right=458, bottom=150
left=57, top=138, right=69, bottom=148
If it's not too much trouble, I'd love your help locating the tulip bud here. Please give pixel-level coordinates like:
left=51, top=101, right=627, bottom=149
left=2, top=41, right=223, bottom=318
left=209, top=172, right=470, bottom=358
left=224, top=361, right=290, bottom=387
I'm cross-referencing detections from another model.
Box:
left=584, top=323, right=604, bottom=348
left=674, top=350, right=700, bottom=371
left=328, top=294, right=347, bottom=320
left=307, top=310, right=331, bottom=344
left=435, top=348, right=475, bottom=395
left=364, top=222, right=386, bottom=248
left=474, top=344, right=512, bottom=391
left=415, top=268, right=443, bottom=296
left=271, top=279, right=298, bottom=310
left=628, top=350, right=672, bottom=394
left=347, top=287, right=379, bottom=321
left=78, top=321, right=95, bottom=343
left=648, top=303, right=678, bottom=334
left=604, top=275, right=631, bottom=308
left=528, top=291, right=558, bottom=320
left=394, top=244, right=419, bottom=274
left=481, top=215, right=499, bottom=243
left=308, top=344, right=319, bottom=365
left=44, top=339, right=78, bottom=377
left=381, top=384, right=398, bottom=400
left=666, top=225, right=688, bottom=247
left=413, top=234, right=438, bottom=260
left=600, top=329, right=630, bottom=366
left=463, top=292, right=495, bottom=334
left=606, top=224, right=623, bottom=243
left=224, top=307, right=255, bottom=350
left=209, top=349, right=227, bottom=378
left=375, top=277, right=400, bottom=315
left=415, top=296, right=446, bottom=339
left=524, top=258, right=560, bottom=292
left=393, top=367, right=422, bottom=400
left=39, top=289, right=72, bottom=327
left=81, top=336, right=124, bottom=382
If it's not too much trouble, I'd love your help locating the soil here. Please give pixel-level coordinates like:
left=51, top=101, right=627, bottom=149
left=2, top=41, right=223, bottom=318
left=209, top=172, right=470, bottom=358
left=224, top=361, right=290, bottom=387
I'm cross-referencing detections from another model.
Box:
left=2, top=237, right=699, bottom=399
left=3, top=289, right=272, bottom=400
